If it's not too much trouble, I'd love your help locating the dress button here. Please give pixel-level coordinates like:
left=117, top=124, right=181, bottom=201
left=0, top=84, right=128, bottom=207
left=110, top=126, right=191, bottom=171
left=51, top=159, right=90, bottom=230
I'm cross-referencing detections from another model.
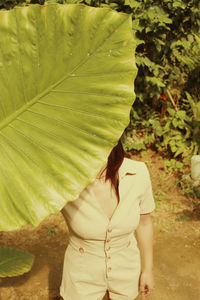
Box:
left=107, top=267, right=112, bottom=272
left=107, top=255, right=111, bottom=259
left=106, top=238, right=111, bottom=243
left=106, top=246, right=111, bottom=251
left=107, top=228, right=112, bottom=232
left=79, top=247, right=84, bottom=253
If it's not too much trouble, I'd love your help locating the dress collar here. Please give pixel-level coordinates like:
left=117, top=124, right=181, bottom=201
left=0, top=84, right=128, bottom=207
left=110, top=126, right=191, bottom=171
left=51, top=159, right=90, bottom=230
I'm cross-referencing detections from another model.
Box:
left=119, top=158, right=136, bottom=180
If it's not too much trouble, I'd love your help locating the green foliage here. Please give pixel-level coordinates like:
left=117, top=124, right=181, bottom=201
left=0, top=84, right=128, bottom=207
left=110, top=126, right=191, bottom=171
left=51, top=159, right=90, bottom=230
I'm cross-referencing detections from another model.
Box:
left=176, top=173, right=200, bottom=207
left=0, top=246, right=34, bottom=277
left=154, top=190, right=166, bottom=205
left=119, top=0, right=200, bottom=165
left=164, top=158, right=184, bottom=174
left=44, top=224, right=57, bottom=236
left=0, top=3, right=137, bottom=231
left=1, top=0, right=199, bottom=159
left=124, top=89, right=200, bottom=160
left=175, top=214, right=190, bottom=222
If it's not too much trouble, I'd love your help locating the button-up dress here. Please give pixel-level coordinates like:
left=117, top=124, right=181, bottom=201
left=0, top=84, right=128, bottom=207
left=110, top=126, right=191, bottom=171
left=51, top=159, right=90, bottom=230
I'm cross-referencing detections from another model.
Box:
left=60, top=158, right=156, bottom=300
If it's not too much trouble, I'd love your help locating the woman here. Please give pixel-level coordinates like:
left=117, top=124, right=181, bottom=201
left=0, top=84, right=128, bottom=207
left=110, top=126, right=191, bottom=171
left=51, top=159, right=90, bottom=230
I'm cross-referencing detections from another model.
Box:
left=60, top=136, right=155, bottom=300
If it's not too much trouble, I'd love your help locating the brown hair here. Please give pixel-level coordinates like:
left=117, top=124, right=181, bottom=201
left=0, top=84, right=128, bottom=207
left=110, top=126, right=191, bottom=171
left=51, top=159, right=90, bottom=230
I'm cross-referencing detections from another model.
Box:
left=98, top=138, right=125, bottom=203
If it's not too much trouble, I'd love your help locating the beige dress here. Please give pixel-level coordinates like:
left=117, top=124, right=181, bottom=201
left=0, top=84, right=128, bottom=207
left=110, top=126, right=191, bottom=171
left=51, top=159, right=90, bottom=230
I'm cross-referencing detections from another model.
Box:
left=60, top=158, right=156, bottom=300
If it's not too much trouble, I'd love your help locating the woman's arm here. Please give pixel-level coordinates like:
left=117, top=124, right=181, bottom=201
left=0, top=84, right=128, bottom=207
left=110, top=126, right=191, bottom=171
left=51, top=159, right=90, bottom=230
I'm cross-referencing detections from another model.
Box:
left=135, top=213, right=154, bottom=271
left=135, top=213, right=155, bottom=298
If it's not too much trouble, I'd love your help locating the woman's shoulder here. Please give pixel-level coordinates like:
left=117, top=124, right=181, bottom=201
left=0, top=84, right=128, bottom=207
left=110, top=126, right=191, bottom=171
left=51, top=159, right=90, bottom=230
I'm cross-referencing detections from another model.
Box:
left=123, top=157, right=145, bottom=169
left=119, top=158, right=146, bottom=178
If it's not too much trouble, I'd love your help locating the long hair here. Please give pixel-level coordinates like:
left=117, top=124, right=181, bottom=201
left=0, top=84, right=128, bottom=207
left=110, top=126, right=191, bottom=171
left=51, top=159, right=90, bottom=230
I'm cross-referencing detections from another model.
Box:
left=98, top=138, right=125, bottom=202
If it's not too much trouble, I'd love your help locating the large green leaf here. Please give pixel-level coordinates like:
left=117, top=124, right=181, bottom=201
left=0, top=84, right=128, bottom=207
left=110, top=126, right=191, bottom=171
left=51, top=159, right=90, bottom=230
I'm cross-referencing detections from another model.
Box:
left=0, top=3, right=137, bottom=231
left=0, top=246, right=34, bottom=277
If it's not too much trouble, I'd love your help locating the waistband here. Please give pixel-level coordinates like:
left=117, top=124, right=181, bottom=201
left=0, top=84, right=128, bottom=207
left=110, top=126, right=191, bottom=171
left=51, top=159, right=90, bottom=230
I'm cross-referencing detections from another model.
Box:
left=68, top=233, right=138, bottom=258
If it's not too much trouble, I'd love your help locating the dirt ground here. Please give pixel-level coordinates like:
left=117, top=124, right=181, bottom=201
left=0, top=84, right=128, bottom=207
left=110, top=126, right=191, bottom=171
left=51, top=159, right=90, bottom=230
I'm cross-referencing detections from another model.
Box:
left=0, top=149, right=200, bottom=300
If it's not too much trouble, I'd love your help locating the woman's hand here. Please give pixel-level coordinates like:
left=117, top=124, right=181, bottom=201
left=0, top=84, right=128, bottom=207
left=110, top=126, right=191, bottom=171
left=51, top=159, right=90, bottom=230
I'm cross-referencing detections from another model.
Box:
left=138, top=269, right=155, bottom=298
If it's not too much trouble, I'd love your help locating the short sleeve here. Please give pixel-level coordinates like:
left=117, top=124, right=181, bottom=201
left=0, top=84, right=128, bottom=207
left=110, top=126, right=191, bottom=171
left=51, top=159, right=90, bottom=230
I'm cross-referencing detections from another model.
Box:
left=139, top=163, right=156, bottom=214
